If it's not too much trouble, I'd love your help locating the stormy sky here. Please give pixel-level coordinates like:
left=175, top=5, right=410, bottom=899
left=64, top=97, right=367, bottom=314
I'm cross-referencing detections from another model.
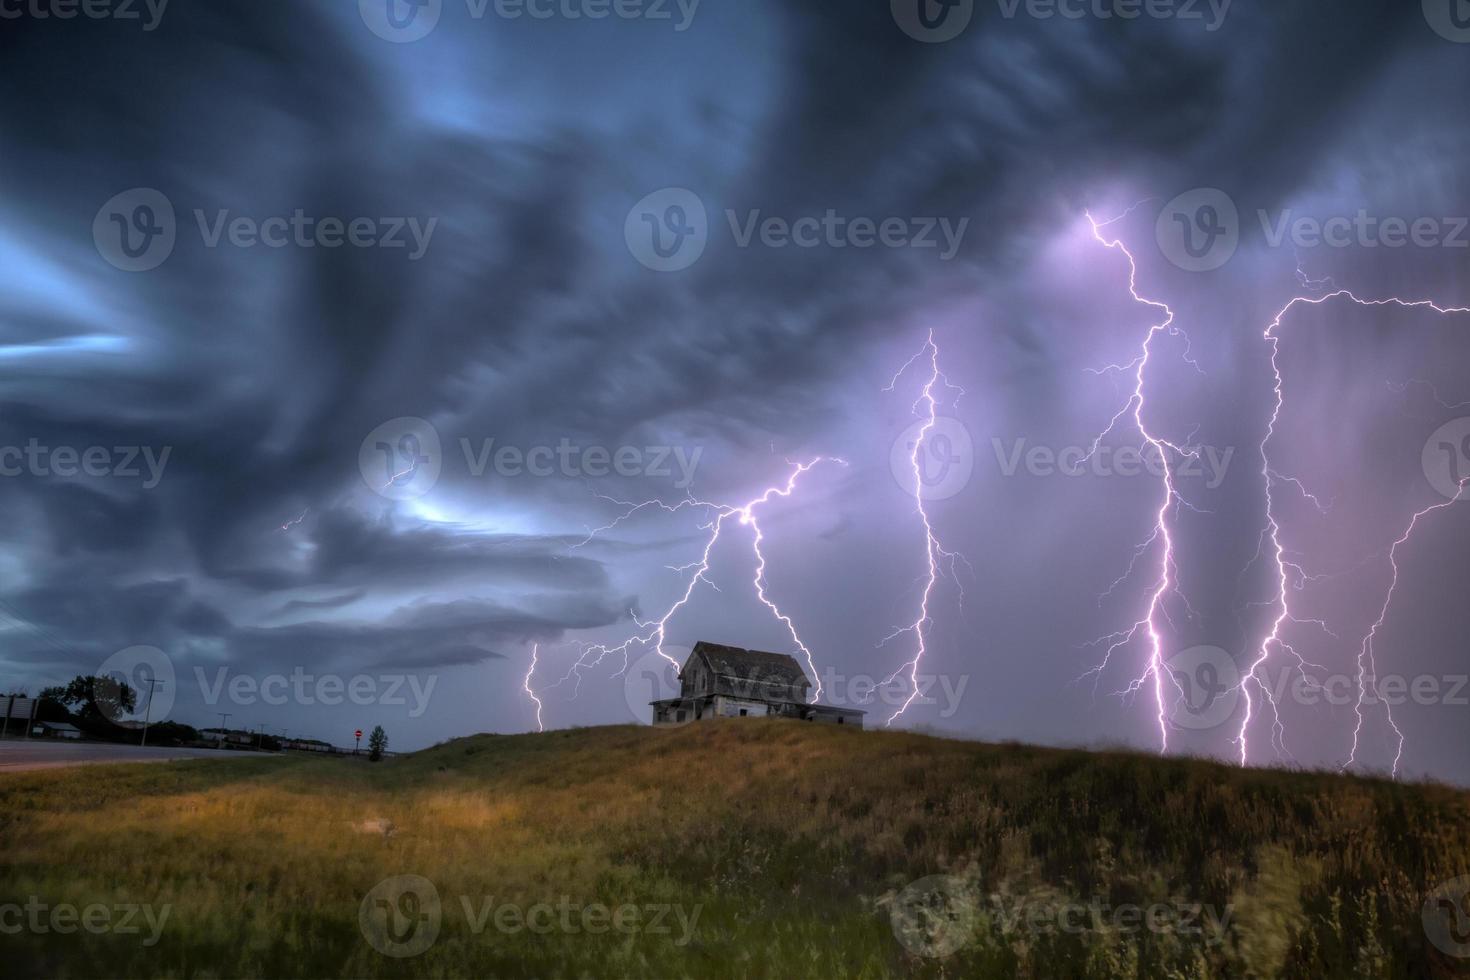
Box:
left=2, top=1, right=1469, bottom=781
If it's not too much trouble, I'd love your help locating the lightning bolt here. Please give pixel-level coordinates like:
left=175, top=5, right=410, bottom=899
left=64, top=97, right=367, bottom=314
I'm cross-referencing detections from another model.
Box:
left=537, top=457, right=844, bottom=719
left=524, top=642, right=544, bottom=733
left=1388, top=378, right=1470, bottom=414
left=1345, top=480, right=1468, bottom=776
left=1239, top=287, right=1470, bottom=772
left=879, top=330, right=967, bottom=726
left=1079, top=209, right=1205, bottom=754
left=278, top=508, right=308, bottom=532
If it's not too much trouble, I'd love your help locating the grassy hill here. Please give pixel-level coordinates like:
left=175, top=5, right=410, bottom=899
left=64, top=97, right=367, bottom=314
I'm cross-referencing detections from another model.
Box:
left=3, top=721, right=1469, bottom=978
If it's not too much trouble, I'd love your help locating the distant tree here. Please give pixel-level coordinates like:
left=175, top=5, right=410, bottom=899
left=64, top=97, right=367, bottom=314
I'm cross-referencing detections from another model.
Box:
left=367, top=725, right=387, bottom=762
left=42, top=675, right=136, bottom=724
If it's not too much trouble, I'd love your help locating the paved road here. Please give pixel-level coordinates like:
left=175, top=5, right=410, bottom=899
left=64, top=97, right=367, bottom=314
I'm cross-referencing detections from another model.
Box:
left=0, top=739, right=277, bottom=772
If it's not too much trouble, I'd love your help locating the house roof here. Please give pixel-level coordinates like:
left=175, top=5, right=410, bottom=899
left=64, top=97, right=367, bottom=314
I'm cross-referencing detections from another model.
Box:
left=38, top=721, right=80, bottom=731
left=690, top=641, right=811, bottom=695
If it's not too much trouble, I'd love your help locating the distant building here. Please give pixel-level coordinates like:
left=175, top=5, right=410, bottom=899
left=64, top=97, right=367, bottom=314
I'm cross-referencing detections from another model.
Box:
left=650, top=641, right=865, bottom=728
left=283, top=738, right=333, bottom=753
left=32, top=721, right=82, bottom=740
left=201, top=728, right=255, bottom=747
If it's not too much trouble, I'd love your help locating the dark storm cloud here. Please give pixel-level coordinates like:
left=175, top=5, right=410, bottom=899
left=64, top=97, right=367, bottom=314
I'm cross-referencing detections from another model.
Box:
left=1, top=1, right=1467, bottom=771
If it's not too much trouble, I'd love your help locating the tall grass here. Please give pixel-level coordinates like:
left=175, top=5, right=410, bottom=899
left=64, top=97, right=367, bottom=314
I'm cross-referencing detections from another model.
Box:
left=2, top=722, right=1467, bottom=977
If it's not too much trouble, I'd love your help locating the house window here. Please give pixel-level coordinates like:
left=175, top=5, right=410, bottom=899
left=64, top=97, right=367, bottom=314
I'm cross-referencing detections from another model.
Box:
left=676, top=710, right=686, bottom=722
left=739, top=708, right=747, bottom=717
left=837, top=716, right=844, bottom=724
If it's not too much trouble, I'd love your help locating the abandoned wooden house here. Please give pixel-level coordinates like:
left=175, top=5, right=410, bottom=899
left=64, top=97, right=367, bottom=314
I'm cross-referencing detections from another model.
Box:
left=650, top=640, right=866, bottom=728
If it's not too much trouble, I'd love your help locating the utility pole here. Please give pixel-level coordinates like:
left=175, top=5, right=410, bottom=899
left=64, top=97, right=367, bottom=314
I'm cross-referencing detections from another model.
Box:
left=139, top=677, right=164, bottom=747
left=216, top=712, right=232, bottom=748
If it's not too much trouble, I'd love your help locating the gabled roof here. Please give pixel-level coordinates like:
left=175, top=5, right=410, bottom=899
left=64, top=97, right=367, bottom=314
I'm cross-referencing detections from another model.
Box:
left=690, top=641, right=811, bottom=696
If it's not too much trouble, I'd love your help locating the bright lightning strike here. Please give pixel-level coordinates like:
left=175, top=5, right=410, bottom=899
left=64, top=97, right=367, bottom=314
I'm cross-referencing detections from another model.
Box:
left=1081, top=209, right=1206, bottom=754
left=524, top=642, right=544, bottom=733
left=1240, top=287, right=1470, bottom=773
left=1345, top=480, right=1468, bottom=776
left=538, top=457, right=844, bottom=717
left=879, top=329, right=967, bottom=727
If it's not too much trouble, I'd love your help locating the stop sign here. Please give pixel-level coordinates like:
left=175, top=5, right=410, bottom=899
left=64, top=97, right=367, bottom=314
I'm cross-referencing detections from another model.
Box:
left=354, top=729, right=363, bottom=739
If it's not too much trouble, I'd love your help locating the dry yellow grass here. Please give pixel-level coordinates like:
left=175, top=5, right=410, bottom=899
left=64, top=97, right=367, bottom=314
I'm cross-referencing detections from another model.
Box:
left=3, top=721, right=1469, bottom=977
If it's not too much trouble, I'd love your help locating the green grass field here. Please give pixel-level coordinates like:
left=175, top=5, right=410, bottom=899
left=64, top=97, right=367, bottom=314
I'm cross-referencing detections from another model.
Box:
left=3, top=721, right=1469, bottom=978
